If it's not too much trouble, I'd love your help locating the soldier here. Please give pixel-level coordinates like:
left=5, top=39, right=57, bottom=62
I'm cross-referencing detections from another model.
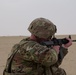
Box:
left=3, top=18, right=72, bottom=75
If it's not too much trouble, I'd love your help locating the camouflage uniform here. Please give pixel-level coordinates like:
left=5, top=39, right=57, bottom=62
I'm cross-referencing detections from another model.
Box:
left=4, top=37, right=67, bottom=75
left=3, top=18, right=68, bottom=75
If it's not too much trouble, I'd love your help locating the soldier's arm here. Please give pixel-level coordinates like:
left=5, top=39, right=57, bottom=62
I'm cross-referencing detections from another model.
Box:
left=23, top=41, right=58, bottom=67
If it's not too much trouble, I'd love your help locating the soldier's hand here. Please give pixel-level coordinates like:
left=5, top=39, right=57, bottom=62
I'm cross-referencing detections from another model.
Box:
left=53, top=45, right=60, bottom=54
left=63, top=38, right=72, bottom=48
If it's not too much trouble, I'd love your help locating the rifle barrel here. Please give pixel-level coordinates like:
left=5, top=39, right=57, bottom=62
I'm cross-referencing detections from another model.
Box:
left=72, top=40, right=76, bottom=42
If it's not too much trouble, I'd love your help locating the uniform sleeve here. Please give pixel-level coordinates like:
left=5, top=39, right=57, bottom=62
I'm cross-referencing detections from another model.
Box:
left=55, top=46, right=68, bottom=66
left=22, top=41, right=58, bottom=67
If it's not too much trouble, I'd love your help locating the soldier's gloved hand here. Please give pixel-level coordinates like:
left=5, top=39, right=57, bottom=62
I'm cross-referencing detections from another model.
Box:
left=63, top=38, right=72, bottom=49
left=53, top=45, right=60, bottom=54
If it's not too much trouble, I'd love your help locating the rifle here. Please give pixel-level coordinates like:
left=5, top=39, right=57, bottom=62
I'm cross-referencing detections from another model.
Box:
left=40, top=35, right=76, bottom=61
left=40, top=35, right=76, bottom=47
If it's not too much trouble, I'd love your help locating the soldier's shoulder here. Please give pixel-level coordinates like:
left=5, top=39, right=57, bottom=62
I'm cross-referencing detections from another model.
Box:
left=19, top=37, right=37, bottom=46
left=19, top=37, right=30, bottom=44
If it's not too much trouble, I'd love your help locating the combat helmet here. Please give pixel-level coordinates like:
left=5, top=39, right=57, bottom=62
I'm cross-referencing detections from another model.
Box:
left=28, top=18, right=57, bottom=39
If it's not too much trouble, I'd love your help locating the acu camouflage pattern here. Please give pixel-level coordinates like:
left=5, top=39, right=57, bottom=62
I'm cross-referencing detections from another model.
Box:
left=28, top=18, right=57, bottom=39
left=4, top=37, right=67, bottom=75
left=4, top=37, right=58, bottom=75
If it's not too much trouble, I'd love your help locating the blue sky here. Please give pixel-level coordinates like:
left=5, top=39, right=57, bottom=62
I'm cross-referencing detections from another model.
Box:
left=0, top=0, right=76, bottom=36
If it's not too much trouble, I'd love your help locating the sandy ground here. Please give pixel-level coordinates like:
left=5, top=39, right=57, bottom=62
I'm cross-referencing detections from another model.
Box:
left=0, top=35, right=76, bottom=75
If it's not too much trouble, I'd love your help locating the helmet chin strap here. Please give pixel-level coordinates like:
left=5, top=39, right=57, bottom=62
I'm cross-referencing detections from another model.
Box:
left=48, top=35, right=56, bottom=41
